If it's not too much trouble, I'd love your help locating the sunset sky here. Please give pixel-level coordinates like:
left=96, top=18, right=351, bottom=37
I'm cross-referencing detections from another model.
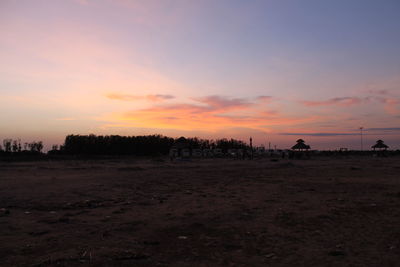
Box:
left=1, top=0, right=399, bottom=150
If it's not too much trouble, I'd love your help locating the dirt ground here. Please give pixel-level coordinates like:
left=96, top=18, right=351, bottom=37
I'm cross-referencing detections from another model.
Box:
left=1, top=156, right=400, bottom=266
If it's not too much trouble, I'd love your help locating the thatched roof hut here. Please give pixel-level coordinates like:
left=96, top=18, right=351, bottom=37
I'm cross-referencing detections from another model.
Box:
left=291, top=139, right=310, bottom=151
left=371, top=140, right=388, bottom=150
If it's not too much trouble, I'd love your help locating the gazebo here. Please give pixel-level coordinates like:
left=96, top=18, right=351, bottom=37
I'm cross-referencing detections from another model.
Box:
left=371, top=140, right=389, bottom=151
left=291, top=139, right=311, bottom=151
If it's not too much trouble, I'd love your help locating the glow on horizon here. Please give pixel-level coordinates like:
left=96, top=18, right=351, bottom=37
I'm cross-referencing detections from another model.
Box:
left=1, top=0, right=399, bottom=150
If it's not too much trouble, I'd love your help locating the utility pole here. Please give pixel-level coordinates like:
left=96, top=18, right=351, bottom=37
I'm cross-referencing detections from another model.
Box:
left=360, top=127, right=364, bottom=151
left=249, top=137, right=253, bottom=160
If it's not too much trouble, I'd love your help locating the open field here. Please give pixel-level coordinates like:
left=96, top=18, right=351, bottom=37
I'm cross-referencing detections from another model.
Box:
left=1, top=156, right=400, bottom=266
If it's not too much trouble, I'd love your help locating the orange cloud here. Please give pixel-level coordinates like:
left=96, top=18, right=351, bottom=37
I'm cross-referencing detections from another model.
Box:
left=104, top=95, right=319, bottom=132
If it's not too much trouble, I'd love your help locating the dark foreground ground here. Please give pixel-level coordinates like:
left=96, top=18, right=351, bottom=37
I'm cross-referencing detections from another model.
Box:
left=0, top=156, right=400, bottom=266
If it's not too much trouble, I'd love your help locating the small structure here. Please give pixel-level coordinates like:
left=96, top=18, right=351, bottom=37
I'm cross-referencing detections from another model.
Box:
left=227, top=149, right=237, bottom=157
left=290, top=139, right=311, bottom=159
left=237, top=149, right=245, bottom=159
left=213, top=148, right=223, bottom=157
left=181, top=148, right=191, bottom=158
left=255, top=147, right=265, bottom=155
left=169, top=148, right=178, bottom=158
left=291, top=139, right=311, bottom=151
left=371, top=140, right=388, bottom=151
left=192, top=149, right=203, bottom=158
left=170, top=137, right=191, bottom=159
left=203, top=149, right=213, bottom=158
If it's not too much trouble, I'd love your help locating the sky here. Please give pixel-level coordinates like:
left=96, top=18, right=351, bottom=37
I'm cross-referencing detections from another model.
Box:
left=1, top=0, right=399, bottom=150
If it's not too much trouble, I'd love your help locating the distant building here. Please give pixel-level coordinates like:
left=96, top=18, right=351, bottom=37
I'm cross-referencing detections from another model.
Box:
left=371, top=140, right=388, bottom=151
left=291, top=139, right=311, bottom=151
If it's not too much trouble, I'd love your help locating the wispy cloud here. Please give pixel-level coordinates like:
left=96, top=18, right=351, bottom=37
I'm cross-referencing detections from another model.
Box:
left=191, top=95, right=251, bottom=110
left=279, top=132, right=360, bottom=137
left=106, top=93, right=175, bottom=102
left=256, top=95, right=273, bottom=102
left=367, top=89, right=392, bottom=95
left=366, top=127, right=400, bottom=132
left=147, top=94, right=175, bottom=101
left=300, top=93, right=400, bottom=116
left=280, top=127, right=400, bottom=137
left=104, top=95, right=317, bottom=131
left=371, top=97, right=400, bottom=115
left=301, top=97, right=364, bottom=107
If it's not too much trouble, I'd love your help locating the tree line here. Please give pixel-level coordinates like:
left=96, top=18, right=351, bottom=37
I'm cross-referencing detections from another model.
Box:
left=60, top=134, right=249, bottom=155
left=0, top=139, right=43, bottom=154
left=0, top=134, right=249, bottom=156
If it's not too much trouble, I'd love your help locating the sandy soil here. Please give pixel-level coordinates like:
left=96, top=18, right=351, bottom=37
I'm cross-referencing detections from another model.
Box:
left=1, top=156, right=400, bottom=266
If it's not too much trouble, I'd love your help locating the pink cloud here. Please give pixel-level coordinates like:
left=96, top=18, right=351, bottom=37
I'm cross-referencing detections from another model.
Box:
left=146, top=94, right=175, bottom=101
left=375, top=97, right=400, bottom=115
left=191, top=95, right=251, bottom=110
left=106, top=95, right=319, bottom=131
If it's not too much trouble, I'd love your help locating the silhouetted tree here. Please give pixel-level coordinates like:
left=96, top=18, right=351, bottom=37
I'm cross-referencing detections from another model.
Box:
left=28, top=141, right=43, bottom=153
left=3, top=139, right=12, bottom=153
left=12, top=139, right=21, bottom=153
left=214, top=138, right=248, bottom=152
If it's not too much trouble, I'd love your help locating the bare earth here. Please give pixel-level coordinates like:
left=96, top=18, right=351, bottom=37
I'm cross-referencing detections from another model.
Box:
left=1, top=157, right=400, bottom=266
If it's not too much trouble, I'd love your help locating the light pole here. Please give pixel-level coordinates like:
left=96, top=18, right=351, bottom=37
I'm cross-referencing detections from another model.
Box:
left=249, top=137, right=253, bottom=160
left=360, top=127, right=363, bottom=151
